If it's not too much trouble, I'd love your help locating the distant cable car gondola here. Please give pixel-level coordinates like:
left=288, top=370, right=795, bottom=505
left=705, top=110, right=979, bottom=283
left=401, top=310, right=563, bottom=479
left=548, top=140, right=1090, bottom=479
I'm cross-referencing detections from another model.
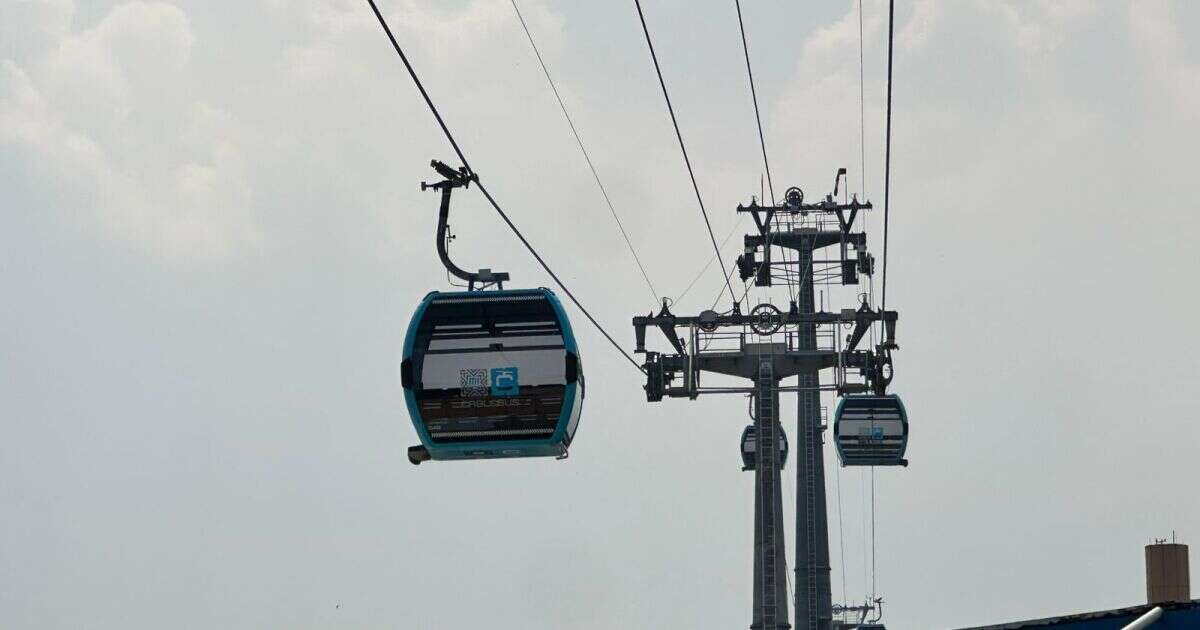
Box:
left=740, top=424, right=788, bottom=471
left=833, top=394, right=908, bottom=467
left=403, top=161, right=584, bottom=465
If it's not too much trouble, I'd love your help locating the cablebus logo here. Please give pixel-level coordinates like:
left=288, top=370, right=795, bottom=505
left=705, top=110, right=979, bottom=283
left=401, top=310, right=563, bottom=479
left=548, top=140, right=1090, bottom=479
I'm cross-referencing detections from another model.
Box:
left=490, top=367, right=519, bottom=397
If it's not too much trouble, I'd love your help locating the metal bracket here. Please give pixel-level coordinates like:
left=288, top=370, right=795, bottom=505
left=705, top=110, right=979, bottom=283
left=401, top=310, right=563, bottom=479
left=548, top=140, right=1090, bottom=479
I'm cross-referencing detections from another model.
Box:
left=422, top=159, right=510, bottom=291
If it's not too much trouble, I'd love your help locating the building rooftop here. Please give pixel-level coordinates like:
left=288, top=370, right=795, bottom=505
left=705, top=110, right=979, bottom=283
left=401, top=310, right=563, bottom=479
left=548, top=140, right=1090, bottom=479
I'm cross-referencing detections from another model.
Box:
left=958, top=598, right=1200, bottom=629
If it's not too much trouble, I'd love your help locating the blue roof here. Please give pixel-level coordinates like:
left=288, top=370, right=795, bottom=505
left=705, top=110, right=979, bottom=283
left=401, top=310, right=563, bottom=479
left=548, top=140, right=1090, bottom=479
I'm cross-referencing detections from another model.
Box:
left=958, top=599, right=1200, bottom=629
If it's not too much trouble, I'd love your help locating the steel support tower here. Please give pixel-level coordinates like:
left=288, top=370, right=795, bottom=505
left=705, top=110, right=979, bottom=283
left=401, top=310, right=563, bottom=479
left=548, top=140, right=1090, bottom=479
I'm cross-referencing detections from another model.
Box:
left=633, top=171, right=898, bottom=630
left=791, top=234, right=832, bottom=630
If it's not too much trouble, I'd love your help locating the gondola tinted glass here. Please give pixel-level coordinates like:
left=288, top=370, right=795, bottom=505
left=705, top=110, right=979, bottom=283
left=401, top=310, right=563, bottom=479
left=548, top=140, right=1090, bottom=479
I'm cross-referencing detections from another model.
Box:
left=833, top=394, right=908, bottom=467
left=402, top=288, right=583, bottom=463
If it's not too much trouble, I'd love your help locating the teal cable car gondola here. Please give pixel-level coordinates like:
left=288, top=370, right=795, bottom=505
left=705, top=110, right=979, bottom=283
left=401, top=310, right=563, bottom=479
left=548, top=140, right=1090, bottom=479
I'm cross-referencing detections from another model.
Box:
left=402, top=161, right=584, bottom=465
left=401, top=288, right=584, bottom=464
left=833, top=394, right=908, bottom=467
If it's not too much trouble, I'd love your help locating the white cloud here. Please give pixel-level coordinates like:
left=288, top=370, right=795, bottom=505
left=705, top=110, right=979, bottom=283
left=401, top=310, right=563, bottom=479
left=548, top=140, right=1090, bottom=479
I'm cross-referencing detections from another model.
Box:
left=1, top=1, right=253, bottom=260
left=0, top=0, right=75, bottom=63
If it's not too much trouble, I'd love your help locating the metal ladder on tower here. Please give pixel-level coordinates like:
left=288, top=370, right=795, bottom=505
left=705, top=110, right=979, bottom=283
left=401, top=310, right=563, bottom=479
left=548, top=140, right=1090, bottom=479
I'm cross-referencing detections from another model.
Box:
left=802, top=385, right=819, bottom=630
left=757, top=357, right=779, bottom=629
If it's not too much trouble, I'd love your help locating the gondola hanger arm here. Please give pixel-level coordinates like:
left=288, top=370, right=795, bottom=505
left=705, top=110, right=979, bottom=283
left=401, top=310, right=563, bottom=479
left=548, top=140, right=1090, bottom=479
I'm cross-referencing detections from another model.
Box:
left=422, top=160, right=509, bottom=291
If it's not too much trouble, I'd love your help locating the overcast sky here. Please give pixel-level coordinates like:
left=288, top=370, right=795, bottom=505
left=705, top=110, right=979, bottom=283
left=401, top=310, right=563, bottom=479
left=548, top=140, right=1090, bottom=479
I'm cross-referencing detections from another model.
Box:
left=2, top=1, right=1199, bottom=628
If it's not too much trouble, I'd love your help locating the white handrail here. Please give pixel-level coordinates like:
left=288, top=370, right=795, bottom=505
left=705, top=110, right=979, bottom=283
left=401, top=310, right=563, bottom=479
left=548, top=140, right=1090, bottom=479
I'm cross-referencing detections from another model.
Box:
left=1121, top=606, right=1164, bottom=630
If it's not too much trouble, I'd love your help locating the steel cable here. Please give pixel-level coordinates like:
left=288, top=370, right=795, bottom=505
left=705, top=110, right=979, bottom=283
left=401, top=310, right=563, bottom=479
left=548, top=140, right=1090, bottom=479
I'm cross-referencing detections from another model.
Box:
left=734, top=0, right=796, bottom=307
left=634, top=0, right=738, bottom=307
left=510, top=0, right=661, bottom=307
left=365, top=0, right=645, bottom=374
left=880, top=0, right=895, bottom=312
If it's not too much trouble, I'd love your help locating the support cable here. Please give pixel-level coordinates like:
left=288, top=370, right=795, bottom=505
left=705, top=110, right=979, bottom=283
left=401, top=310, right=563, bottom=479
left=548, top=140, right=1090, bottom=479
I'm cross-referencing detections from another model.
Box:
left=835, top=450, right=848, bottom=612
left=861, top=469, right=869, bottom=602
left=858, top=0, right=880, bottom=351
left=733, top=0, right=796, bottom=307
left=735, top=0, right=775, bottom=205
left=365, top=0, right=645, bottom=375
left=871, top=1, right=892, bottom=605
left=510, top=0, right=661, bottom=307
left=858, top=0, right=867, bottom=202
left=675, top=215, right=745, bottom=306
left=880, top=0, right=895, bottom=312
left=868, top=4, right=897, bottom=604
left=711, top=257, right=747, bottom=312
left=634, top=0, right=737, bottom=306
left=871, top=466, right=877, bottom=601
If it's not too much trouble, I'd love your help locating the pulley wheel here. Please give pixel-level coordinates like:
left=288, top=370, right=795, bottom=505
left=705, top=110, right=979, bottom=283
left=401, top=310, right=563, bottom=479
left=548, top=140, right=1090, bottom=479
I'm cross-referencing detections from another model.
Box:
left=784, top=186, right=804, bottom=209
left=750, top=303, right=783, bottom=336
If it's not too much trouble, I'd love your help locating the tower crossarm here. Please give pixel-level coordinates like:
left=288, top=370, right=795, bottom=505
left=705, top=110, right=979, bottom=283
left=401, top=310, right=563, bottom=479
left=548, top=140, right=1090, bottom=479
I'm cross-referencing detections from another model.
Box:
left=640, top=348, right=885, bottom=401
left=744, top=230, right=865, bottom=253
left=737, top=198, right=872, bottom=238
left=632, top=308, right=896, bottom=355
